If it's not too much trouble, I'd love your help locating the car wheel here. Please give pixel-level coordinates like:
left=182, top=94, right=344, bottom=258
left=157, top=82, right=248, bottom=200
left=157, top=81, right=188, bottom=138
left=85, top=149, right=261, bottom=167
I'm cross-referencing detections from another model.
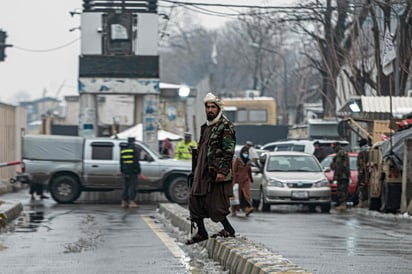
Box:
left=165, top=176, right=189, bottom=204
left=50, top=175, right=81, bottom=204
left=320, top=203, right=331, bottom=213
left=259, top=190, right=271, bottom=212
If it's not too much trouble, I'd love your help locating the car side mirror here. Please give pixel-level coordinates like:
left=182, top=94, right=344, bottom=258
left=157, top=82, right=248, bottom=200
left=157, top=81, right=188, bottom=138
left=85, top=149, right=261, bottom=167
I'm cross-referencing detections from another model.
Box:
left=323, top=167, right=331, bottom=172
left=259, top=153, right=267, bottom=166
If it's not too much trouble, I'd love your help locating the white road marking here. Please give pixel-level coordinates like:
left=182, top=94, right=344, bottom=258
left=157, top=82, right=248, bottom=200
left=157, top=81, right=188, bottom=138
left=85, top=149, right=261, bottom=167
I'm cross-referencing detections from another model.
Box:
left=141, top=215, right=190, bottom=270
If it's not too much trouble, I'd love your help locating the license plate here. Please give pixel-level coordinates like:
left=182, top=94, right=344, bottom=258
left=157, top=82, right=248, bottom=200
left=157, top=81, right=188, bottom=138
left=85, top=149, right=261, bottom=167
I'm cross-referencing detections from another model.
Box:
left=291, top=191, right=309, bottom=199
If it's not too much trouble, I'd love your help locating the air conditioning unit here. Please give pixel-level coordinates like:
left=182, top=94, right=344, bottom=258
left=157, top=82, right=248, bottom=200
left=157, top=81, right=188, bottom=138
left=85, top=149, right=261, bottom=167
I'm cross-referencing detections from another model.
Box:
left=245, top=90, right=260, bottom=98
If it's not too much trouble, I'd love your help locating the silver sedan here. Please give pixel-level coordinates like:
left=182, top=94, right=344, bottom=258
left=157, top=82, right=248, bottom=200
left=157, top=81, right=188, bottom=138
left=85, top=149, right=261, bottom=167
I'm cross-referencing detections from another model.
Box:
left=251, top=151, right=331, bottom=213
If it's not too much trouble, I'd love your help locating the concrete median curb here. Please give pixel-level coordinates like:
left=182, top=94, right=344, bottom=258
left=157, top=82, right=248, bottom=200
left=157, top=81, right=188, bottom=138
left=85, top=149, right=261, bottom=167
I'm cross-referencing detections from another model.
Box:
left=0, top=200, right=23, bottom=227
left=0, top=180, right=25, bottom=227
left=159, top=203, right=311, bottom=274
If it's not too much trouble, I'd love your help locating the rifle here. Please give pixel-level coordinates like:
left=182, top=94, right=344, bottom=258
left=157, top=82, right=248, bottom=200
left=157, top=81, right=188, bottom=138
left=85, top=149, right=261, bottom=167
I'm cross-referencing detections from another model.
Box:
left=187, top=147, right=198, bottom=236
left=187, top=147, right=197, bottom=187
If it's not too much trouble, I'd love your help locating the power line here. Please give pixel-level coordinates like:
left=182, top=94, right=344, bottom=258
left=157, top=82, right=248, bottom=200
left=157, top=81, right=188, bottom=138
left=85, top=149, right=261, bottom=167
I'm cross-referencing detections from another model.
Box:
left=12, top=38, right=80, bottom=53
left=159, top=0, right=314, bottom=9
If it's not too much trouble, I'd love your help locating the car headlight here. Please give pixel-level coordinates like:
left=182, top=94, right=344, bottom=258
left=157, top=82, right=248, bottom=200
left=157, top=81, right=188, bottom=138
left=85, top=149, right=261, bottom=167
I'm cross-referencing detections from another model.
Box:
left=268, top=178, right=284, bottom=187
left=314, top=178, right=329, bottom=187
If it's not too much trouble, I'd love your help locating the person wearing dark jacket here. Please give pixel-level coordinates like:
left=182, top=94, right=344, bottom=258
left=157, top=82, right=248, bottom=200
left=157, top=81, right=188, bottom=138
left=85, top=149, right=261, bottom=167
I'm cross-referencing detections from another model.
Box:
left=331, top=142, right=350, bottom=212
left=120, top=137, right=141, bottom=208
left=29, top=182, right=48, bottom=200
left=356, top=138, right=370, bottom=208
left=185, top=92, right=237, bottom=245
left=313, top=141, right=329, bottom=162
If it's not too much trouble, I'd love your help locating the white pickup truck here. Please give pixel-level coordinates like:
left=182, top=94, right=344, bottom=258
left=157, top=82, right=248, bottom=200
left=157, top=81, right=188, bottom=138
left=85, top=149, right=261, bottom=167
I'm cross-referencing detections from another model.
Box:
left=14, top=135, right=191, bottom=204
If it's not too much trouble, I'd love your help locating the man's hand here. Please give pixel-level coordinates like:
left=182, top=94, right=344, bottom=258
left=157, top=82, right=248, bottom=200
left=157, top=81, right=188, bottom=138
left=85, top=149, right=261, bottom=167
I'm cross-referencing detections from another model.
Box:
left=216, top=173, right=225, bottom=182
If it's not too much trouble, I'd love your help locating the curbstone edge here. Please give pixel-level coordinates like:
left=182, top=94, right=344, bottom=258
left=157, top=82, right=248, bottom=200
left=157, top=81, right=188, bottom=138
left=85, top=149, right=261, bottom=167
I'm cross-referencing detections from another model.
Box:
left=158, top=203, right=311, bottom=274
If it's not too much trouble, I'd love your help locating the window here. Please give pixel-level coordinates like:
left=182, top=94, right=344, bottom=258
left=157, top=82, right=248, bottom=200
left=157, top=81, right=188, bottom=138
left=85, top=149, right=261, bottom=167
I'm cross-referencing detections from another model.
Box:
left=110, top=24, right=128, bottom=40
left=249, top=109, right=267, bottom=122
left=291, top=145, right=305, bottom=152
left=91, top=142, right=114, bottom=160
left=237, top=109, right=248, bottom=122
left=275, top=144, right=292, bottom=151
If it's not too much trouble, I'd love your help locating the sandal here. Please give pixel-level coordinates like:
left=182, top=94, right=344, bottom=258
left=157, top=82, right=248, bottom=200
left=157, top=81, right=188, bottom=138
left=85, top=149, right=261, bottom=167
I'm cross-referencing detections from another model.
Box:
left=185, top=233, right=208, bottom=245
left=211, top=229, right=235, bottom=238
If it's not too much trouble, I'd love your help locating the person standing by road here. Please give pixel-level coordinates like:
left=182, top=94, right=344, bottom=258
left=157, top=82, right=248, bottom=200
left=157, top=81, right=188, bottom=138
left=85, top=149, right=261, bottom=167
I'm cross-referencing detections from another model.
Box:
left=356, top=138, right=370, bottom=208
left=174, top=132, right=197, bottom=160
left=29, top=182, right=49, bottom=200
left=313, top=141, right=329, bottom=162
left=244, top=141, right=259, bottom=162
left=120, top=137, right=141, bottom=209
left=331, top=142, right=350, bottom=212
left=231, top=146, right=254, bottom=217
left=185, top=92, right=237, bottom=245
left=160, top=137, right=173, bottom=158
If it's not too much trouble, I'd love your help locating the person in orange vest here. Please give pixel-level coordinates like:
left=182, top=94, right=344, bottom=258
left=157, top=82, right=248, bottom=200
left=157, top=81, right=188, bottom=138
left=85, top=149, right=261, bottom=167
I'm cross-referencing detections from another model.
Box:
left=174, top=132, right=197, bottom=160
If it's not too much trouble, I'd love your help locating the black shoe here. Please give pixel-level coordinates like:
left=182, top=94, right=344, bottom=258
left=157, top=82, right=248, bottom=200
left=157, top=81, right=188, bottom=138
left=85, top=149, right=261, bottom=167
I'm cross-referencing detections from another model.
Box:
left=211, top=229, right=235, bottom=238
left=40, top=195, right=49, bottom=199
left=185, top=233, right=208, bottom=245
left=30, top=194, right=35, bottom=200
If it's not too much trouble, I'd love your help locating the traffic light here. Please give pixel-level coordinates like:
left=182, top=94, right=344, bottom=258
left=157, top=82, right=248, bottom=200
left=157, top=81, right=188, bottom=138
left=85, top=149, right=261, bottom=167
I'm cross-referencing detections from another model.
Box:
left=0, top=30, right=6, bottom=61
left=0, top=29, right=11, bottom=61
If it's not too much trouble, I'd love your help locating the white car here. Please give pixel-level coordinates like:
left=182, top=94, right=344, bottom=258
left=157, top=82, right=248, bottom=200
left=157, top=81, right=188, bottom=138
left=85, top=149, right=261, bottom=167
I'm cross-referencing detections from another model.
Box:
left=261, top=139, right=349, bottom=154
left=250, top=151, right=332, bottom=213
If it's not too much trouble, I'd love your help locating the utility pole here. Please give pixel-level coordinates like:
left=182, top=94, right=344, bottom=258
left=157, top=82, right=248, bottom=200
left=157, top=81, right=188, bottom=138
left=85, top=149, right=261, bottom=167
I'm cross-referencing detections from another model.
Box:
left=0, top=29, right=13, bottom=61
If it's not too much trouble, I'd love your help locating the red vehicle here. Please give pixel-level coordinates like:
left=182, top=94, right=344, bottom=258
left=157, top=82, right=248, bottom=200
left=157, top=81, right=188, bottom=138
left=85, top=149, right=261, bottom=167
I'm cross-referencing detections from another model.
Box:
left=320, top=152, right=359, bottom=204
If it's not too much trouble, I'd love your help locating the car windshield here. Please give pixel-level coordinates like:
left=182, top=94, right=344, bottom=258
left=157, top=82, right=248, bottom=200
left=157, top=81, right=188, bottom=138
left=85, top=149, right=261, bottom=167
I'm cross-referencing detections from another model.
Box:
left=267, top=155, right=321, bottom=172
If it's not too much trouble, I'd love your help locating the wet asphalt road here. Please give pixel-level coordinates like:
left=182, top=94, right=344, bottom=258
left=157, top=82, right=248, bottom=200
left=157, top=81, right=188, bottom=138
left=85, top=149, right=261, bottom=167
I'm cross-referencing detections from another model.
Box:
left=2, top=189, right=412, bottom=274
left=0, top=192, right=191, bottom=274
left=229, top=205, right=412, bottom=274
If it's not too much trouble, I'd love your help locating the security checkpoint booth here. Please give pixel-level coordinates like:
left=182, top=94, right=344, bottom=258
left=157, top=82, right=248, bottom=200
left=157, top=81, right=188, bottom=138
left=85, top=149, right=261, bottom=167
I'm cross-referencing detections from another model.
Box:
left=78, top=0, right=160, bottom=151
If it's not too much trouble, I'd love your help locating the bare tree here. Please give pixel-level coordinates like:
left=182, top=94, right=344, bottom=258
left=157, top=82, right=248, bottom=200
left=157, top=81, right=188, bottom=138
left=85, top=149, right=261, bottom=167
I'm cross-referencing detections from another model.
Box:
left=289, top=0, right=369, bottom=117
left=159, top=9, right=213, bottom=86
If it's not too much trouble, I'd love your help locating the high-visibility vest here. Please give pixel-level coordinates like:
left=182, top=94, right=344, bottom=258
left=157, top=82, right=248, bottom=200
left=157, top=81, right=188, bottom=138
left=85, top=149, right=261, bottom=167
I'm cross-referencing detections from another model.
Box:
left=174, top=140, right=197, bottom=160
left=120, top=144, right=140, bottom=174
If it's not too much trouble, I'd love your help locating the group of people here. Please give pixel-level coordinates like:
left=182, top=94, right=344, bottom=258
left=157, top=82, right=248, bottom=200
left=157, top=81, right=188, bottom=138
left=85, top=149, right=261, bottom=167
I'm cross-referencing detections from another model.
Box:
left=314, top=138, right=371, bottom=212
left=159, top=132, right=197, bottom=160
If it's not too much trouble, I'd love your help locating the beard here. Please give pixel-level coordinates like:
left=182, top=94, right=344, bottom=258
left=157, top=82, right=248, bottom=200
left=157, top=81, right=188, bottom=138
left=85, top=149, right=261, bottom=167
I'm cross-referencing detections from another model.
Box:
left=207, top=112, right=217, bottom=121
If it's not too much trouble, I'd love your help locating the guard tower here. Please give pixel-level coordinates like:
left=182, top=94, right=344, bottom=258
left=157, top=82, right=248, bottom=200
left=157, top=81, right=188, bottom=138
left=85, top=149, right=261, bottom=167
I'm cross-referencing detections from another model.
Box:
left=78, top=0, right=159, bottom=150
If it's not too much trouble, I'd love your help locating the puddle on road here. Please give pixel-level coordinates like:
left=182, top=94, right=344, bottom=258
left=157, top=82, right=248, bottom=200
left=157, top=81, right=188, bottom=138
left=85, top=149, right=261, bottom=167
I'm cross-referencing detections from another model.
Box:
left=15, top=211, right=45, bottom=233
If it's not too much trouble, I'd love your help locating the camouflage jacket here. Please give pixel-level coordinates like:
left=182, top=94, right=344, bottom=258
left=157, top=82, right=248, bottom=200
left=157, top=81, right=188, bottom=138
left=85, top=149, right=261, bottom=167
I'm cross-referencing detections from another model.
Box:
left=357, top=147, right=369, bottom=175
left=200, top=114, right=236, bottom=182
left=331, top=149, right=350, bottom=180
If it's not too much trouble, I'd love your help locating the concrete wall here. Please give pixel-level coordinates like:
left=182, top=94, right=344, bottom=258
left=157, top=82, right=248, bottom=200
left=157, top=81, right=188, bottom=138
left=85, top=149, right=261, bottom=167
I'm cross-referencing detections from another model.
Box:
left=0, top=102, right=26, bottom=180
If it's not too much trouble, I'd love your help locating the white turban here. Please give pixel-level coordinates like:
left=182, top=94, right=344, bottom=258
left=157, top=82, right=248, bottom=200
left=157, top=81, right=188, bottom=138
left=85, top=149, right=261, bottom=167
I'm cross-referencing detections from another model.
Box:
left=204, top=92, right=224, bottom=109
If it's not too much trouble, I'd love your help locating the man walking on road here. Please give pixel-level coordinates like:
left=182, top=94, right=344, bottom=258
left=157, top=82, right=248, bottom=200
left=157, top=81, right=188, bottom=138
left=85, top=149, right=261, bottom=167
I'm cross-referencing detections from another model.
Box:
left=186, top=92, right=237, bottom=245
left=120, top=137, right=141, bottom=208
left=331, top=142, right=350, bottom=212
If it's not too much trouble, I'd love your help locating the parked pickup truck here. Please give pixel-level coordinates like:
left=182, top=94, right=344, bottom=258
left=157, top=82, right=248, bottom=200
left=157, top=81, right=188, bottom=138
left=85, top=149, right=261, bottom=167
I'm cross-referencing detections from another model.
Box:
left=13, top=135, right=191, bottom=204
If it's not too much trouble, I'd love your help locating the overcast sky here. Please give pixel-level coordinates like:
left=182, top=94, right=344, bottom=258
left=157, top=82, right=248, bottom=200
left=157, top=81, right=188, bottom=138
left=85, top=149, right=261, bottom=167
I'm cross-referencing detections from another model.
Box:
left=0, top=0, right=290, bottom=104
